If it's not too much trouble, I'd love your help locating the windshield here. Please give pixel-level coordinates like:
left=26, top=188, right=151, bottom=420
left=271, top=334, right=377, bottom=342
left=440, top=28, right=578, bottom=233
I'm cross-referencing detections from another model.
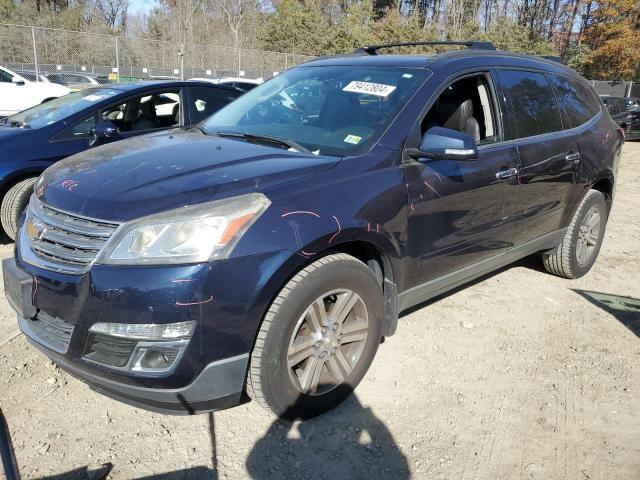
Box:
left=5, top=88, right=120, bottom=129
left=202, top=66, right=428, bottom=156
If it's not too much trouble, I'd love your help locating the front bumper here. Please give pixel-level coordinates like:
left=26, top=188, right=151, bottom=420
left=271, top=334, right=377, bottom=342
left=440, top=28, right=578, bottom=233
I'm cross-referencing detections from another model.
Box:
left=2, top=245, right=296, bottom=414
left=24, top=330, right=248, bottom=414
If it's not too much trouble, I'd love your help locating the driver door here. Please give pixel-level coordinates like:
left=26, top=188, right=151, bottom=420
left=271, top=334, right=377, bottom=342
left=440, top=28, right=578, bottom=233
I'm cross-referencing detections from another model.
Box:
left=403, top=72, right=520, bottom=291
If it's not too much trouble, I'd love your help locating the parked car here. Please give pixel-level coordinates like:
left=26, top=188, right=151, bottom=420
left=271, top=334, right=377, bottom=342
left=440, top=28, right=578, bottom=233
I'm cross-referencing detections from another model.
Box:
left=0, top=80, right=241, bottom=239
left=600, top=95, right=632, bottom=134
left=626, top=106, right=640, bottom=140
left=42, top=72, right=101, bottom=89
left=624, top=97, right=640, bottom=110
left=190, top=76, right=263, bottom=92
left=15, top=70, right=101, bottom=88
left=0, top=65, right=70, bottom=117
left=2, top=41, right=623, bottom=419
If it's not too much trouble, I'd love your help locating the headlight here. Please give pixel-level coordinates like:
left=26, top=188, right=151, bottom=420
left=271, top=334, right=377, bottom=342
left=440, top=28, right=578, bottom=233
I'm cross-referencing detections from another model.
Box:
left=98, top=193, right=270, bottom=265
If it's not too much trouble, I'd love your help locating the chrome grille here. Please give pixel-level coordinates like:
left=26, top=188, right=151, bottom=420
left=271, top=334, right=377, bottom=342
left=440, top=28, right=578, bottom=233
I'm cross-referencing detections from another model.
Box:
left=19, top=311, right=74, bottom=354
left=22, top=196, right=120, bottom=274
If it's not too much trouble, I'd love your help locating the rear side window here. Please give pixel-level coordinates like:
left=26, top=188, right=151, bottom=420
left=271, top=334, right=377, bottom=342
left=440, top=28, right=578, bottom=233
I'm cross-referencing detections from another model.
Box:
left=499, top=70, right=563, bottom=138
left=189, top=87, right=239, bottom=123
left=547, top=75, right=601, bottom=128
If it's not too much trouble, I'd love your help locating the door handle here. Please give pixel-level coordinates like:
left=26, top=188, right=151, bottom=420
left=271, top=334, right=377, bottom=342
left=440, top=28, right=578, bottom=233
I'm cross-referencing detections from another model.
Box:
left=495, top=167, right=518, bottom=180
left=565, top=152, right=582, bottom=163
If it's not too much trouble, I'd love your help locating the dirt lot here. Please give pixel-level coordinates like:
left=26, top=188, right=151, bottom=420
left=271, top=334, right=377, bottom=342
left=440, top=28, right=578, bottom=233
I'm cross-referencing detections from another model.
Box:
left=1, top=143, right=639, bottom=480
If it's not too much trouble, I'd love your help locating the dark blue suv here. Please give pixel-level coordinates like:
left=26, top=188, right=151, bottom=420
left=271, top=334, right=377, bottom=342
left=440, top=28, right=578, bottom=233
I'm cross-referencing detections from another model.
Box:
left=2, top=42, right=623, bottom=418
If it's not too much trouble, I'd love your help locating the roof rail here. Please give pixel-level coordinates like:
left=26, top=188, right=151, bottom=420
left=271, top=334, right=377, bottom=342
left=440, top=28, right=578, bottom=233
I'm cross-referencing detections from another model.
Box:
left=354, top=40, right=496, bottom=55
left=539, top=55, right=565, bottom=64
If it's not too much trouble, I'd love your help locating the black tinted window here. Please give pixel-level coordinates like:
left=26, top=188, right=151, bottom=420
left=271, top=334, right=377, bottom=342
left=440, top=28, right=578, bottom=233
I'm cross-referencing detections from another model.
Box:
left=548, top=75, right=601, bottom=128
left=189, top=87, right=239, bottom=123
left=0, top=69, right=14, bottom=82
left=500, top=70, right=563, bottom=138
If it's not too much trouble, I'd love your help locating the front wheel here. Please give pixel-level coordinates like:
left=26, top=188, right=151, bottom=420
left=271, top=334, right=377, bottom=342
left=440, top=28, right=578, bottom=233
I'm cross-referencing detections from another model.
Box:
left=543, top=189, right=608, bottom=279
left=1, top=177, right=37, bottom=241
left=247, top=253, right=383, bottom=419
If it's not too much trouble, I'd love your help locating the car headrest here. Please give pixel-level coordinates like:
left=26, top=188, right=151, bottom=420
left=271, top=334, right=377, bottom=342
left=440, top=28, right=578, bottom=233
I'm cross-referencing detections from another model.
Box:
left=172, top=103, right=180, bottom=122
left=319, top=90, right=363, bottom=129
left=140, top=100, right=157, bottom=120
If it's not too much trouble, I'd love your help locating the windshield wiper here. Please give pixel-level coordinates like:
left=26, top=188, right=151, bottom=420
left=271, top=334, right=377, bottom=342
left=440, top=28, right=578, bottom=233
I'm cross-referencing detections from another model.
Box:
left=215, top=131, right=313, bottom=155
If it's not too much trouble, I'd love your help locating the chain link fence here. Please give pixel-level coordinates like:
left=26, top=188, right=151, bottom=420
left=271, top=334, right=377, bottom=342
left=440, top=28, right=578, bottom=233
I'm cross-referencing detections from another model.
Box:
left=0, top=23, right=313, bottom=88
left=590, top=80, right=638, bottom=98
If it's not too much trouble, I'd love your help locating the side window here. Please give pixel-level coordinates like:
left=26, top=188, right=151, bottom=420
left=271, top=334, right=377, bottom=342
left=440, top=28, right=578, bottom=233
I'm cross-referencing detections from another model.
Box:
left=100, top=90, right=181, bottom=132
left=189, top=87, right=239, bottom=123
left=422, top=74, right=500, bottom=145
left=53, top=115, right=97, bottom=141
left=46, top=74, right=67, bottom=85
left=547, top=75, right=601, bottom=128
left=0, top=69, right=14, bottom=82
left=499, top=70, right=563, bottom=138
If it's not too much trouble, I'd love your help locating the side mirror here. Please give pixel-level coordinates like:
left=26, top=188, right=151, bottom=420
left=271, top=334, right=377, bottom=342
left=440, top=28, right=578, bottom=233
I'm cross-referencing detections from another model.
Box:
left=90, top=122, right=120, bottom=146
left=11, top=76, right=25, bottom=86
left=407, top=126, right=479, bottom=161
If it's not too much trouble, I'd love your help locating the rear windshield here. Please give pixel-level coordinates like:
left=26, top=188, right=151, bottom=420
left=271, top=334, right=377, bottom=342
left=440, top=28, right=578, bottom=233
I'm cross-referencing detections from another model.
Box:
left=202, top=66, right=429, bottom=156
left=5, top=88, right=120, bottom=129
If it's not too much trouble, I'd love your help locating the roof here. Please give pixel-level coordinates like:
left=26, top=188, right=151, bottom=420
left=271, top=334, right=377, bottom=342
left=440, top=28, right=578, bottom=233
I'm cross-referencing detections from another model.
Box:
left=300, top=49, right=580, bottom=78
left=97, top=80, right=240, bottom=93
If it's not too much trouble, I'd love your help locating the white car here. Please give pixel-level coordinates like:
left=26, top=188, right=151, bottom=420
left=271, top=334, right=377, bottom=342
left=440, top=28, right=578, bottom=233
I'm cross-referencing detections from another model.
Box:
left=189, top=76, right=263, bottom=92
left=0, top=66, right=71, bottom=117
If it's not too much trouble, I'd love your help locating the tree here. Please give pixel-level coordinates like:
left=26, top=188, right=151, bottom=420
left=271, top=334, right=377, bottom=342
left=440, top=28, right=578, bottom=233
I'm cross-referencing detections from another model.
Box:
left=93, top=0, right=129, bottom=30
left=580, top=0, right=640, bottom=80
left=257, top=0, right=333, bottom=54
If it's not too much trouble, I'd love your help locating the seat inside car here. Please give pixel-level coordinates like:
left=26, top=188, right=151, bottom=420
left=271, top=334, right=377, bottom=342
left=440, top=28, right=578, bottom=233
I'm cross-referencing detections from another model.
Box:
left=422, top=77, right=489, bottom=143
left=133, top=99, right=158, bottom=131
left=441, top=98, right=480, bottom=142
left=318, top=90, right=365, bottom=129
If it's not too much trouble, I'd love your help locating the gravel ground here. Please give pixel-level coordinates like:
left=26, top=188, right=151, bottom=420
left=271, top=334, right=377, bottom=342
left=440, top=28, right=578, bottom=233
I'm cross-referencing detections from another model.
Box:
left=1, top=143, right=639, bottom=480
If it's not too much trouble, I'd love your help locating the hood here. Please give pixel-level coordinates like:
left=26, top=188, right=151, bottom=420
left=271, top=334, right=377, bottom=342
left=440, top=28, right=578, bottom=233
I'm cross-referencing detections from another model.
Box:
left=39, top=129, right=339, bottom=221
left=0, top=125, right=32, bottom=141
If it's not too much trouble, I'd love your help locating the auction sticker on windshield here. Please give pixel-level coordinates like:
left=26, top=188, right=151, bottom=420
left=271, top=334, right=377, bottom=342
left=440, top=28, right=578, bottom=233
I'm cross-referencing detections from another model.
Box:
left=343, top=81, right=396, bottom=97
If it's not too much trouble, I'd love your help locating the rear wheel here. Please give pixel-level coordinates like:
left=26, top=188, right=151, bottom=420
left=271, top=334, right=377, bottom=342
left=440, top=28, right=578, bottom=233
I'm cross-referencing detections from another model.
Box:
left=543, top=189, right=608, bottom=279
left=247, top=253, right=383, bottom=419
left=1, top=177, right=36, bottom=240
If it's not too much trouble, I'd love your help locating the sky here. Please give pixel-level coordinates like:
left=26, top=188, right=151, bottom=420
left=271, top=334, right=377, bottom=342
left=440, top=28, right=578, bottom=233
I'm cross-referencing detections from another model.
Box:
left=128, top=0, right=158, bottom=15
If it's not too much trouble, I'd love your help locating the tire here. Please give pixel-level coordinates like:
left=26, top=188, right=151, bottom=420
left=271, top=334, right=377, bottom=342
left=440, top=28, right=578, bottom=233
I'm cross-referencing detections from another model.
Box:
left=543, top=189, right=608, bottom=279
left=247, top=253, right=383, bottom=419
left=1, top=177, right=36, bottom=241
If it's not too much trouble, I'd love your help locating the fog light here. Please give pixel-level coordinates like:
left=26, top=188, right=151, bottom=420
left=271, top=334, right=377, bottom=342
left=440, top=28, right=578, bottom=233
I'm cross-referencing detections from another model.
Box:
left=130, top=341, right=187, bottom=374
left=83, top=321, right=195, bottom=375
left=88, top=321, right=195, bottom=340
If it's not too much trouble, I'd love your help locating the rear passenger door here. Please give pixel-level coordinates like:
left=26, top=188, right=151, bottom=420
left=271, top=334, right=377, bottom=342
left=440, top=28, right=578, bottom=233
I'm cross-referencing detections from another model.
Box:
left=496, top=69, right=581, bottom=245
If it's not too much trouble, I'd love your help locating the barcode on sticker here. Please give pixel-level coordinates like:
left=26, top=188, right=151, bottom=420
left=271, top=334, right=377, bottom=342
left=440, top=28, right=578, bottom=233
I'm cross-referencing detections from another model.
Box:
left=343, top=81, right=396, bottom=97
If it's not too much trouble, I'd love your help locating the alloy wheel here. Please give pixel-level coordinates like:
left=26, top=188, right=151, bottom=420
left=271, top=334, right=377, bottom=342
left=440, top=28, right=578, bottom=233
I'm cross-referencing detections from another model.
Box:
left=576, top=205, right=601, bottom=266
left=286, top=289, right=369, bottom=396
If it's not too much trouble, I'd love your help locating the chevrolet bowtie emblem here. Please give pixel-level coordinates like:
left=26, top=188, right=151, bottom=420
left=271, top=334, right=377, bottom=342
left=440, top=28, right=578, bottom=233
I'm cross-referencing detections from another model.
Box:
left=25, top=217, right=46, bottom=241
